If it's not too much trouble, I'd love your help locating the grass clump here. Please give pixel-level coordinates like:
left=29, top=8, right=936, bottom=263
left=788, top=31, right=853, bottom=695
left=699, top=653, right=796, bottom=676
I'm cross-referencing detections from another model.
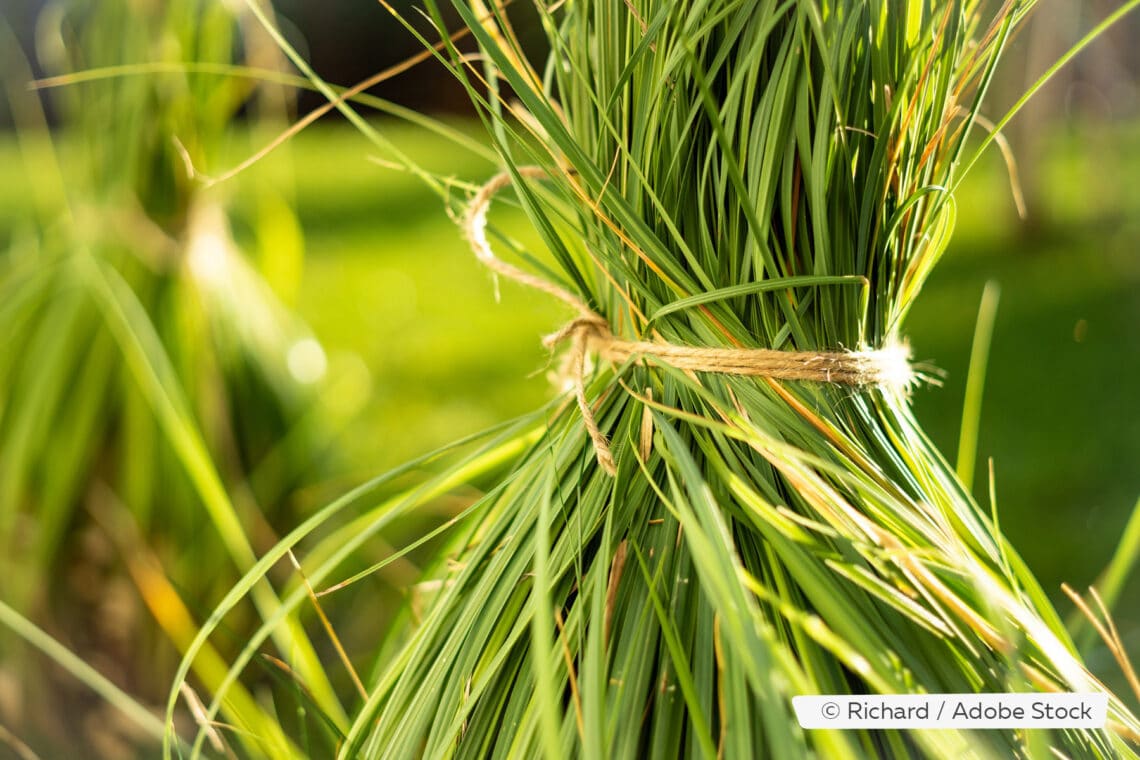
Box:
left=168, top=1, right=1140, bottom=758
left=340, top=1, right=1140, bottom=757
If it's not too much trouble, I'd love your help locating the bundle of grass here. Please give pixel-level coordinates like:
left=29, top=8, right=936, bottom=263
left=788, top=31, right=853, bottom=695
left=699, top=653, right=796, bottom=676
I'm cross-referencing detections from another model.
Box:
left=0, top=1, right=348, bottom=754
left=167, top=0, right=1140, bottom=758
left=356, top=0, right=1140, bottom=756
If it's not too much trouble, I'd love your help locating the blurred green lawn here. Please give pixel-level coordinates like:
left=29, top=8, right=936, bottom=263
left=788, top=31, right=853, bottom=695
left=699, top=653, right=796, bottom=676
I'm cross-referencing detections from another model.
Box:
left=3, top=117, right=1138, bottom=646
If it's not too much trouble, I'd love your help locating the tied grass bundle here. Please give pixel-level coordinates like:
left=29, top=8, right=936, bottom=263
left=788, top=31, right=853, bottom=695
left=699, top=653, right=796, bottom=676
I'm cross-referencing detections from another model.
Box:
left=341, top=1, right=1140, bottom=758
left=167, top=1, right=1140, bottom=759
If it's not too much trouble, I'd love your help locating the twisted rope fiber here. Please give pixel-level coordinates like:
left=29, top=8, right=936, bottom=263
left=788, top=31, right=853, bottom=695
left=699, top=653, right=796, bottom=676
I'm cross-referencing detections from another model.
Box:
left=464, top=167, right=915, bottom=475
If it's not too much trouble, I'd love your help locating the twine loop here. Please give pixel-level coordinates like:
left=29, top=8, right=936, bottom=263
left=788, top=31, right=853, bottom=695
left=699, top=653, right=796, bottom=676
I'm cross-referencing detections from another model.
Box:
left=464, top=167, right=917, bottom=475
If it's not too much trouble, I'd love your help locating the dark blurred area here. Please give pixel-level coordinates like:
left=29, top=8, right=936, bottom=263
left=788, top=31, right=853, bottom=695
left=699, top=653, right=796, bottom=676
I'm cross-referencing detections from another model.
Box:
left=2, top=0, right=551, bottom=123
left=2, top=1, right=1139, bottom=120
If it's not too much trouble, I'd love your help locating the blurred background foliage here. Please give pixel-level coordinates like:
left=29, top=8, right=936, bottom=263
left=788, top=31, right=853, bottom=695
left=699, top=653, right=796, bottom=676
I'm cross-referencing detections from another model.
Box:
left=0, top=0, right=354, bottom=753
left=0, top=0, right=1138, bottom=756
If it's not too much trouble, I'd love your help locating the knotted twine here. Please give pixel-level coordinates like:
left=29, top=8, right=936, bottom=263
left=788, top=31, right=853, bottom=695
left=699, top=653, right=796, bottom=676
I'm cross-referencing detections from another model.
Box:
left=464, top=167, right=916, bottom=475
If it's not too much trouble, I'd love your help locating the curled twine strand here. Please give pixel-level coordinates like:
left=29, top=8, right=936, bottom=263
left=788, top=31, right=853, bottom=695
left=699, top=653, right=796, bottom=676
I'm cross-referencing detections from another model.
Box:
left=464, top=167, right=917, bottom=476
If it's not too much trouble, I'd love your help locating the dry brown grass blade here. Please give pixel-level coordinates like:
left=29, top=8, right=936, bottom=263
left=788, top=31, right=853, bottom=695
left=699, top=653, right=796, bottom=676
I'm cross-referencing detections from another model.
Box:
left=553, top=609, right=586, bottom=740
left=603, top=540, right=629, bottom=644
left=195, top=19, right=476, bottom=186
left=1063, top=584, right=1140, bottom=703
left=287, top=550, right=368, bottom=702
left=178, top=683, right=231, bottom=756
left=969, top=113, right=1027, bottom=218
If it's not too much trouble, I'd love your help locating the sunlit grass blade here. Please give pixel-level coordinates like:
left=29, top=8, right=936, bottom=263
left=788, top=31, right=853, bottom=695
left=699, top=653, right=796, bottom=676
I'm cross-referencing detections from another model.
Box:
left=956, top=280, right=1000, bottom=489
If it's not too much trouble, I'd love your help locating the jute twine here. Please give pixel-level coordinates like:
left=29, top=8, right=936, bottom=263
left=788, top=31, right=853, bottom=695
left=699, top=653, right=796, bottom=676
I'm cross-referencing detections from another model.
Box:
left=464, top=167, right=916, bottom=475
